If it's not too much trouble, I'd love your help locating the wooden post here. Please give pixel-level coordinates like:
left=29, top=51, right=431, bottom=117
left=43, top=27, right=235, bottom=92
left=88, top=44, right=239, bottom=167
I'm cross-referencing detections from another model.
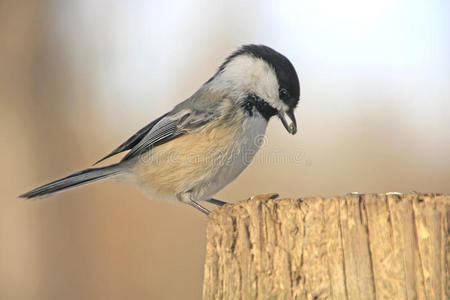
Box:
left=203, top=193, right=449, bottom=300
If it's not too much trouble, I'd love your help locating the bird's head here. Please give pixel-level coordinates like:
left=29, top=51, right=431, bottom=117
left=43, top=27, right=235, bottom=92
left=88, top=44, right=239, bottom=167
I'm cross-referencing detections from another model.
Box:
left=206, top=44, right=300, bottom=134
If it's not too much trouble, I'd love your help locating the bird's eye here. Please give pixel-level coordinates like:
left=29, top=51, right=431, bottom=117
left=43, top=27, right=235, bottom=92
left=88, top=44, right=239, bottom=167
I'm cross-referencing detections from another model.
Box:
left=279, top=88, right=289, bottom=99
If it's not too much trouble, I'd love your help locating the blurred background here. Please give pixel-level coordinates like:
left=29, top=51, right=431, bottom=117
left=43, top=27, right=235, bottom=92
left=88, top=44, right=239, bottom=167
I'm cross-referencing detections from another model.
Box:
left=1, top=0, right=449, bottom=299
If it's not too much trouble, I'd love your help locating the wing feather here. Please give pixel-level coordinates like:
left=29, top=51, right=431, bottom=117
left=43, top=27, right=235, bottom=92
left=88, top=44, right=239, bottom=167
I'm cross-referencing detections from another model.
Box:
left=121, top=108, right=219, bottom=161
left=93, top=113, right=167, bottom=165
left=96, top=92, right=227, bottom=163
left=121, top=113, right=186, bottom=161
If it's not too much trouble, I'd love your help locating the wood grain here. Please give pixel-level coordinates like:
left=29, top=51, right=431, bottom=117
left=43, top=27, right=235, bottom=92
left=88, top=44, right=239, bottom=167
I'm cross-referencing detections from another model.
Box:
left=203, top=193, right=449, bottom=300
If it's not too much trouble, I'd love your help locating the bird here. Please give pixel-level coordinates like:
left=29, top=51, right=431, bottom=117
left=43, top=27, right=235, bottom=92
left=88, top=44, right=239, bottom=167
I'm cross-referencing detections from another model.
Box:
left=20, top=44, right=300, bottom=215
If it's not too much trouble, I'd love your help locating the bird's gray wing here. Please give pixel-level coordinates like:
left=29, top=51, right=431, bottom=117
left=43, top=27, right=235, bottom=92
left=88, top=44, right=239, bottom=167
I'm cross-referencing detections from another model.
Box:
left=120, top=106, right=220, bottom=162
left=94, top=113, right=168, bottom=165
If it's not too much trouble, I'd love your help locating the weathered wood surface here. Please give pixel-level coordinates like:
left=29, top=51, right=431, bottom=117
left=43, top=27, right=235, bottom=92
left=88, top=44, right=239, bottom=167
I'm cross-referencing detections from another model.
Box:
left=203, top=193, right=449, bottom=300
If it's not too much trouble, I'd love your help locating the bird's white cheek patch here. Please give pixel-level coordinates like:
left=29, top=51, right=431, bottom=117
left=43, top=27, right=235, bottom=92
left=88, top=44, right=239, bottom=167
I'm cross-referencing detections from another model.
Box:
left=217, top=54, right=281, bottom=103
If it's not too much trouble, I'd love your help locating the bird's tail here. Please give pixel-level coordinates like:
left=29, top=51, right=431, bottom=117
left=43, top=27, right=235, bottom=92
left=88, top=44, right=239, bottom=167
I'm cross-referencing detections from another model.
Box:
left=19, top=163, right=121, bottom=199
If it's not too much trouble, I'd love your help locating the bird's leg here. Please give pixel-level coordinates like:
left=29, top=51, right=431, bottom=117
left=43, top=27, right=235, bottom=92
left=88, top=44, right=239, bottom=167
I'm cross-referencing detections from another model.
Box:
left=205, top=198, right=228, bottom=206
left=178, top=192, right=211, bottom=215
left=187, top=201, right=211, bottom=215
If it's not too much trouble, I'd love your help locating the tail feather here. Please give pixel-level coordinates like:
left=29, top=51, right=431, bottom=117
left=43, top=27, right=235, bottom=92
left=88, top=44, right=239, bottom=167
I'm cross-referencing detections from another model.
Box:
left=20, top=164, right=121, bottom=199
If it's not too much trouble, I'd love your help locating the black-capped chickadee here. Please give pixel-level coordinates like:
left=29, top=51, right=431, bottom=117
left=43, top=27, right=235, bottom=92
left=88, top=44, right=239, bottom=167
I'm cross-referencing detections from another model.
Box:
left=20, top=44, right=300, bottom=215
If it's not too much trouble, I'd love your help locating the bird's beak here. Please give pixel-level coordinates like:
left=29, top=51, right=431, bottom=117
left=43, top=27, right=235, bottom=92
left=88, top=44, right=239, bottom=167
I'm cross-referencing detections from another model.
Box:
left=278, top=110, right=297, bottom=135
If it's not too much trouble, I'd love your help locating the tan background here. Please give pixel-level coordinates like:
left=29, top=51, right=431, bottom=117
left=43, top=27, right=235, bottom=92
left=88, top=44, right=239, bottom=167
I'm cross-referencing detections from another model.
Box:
left=1, top=1, right=449, bottom=299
